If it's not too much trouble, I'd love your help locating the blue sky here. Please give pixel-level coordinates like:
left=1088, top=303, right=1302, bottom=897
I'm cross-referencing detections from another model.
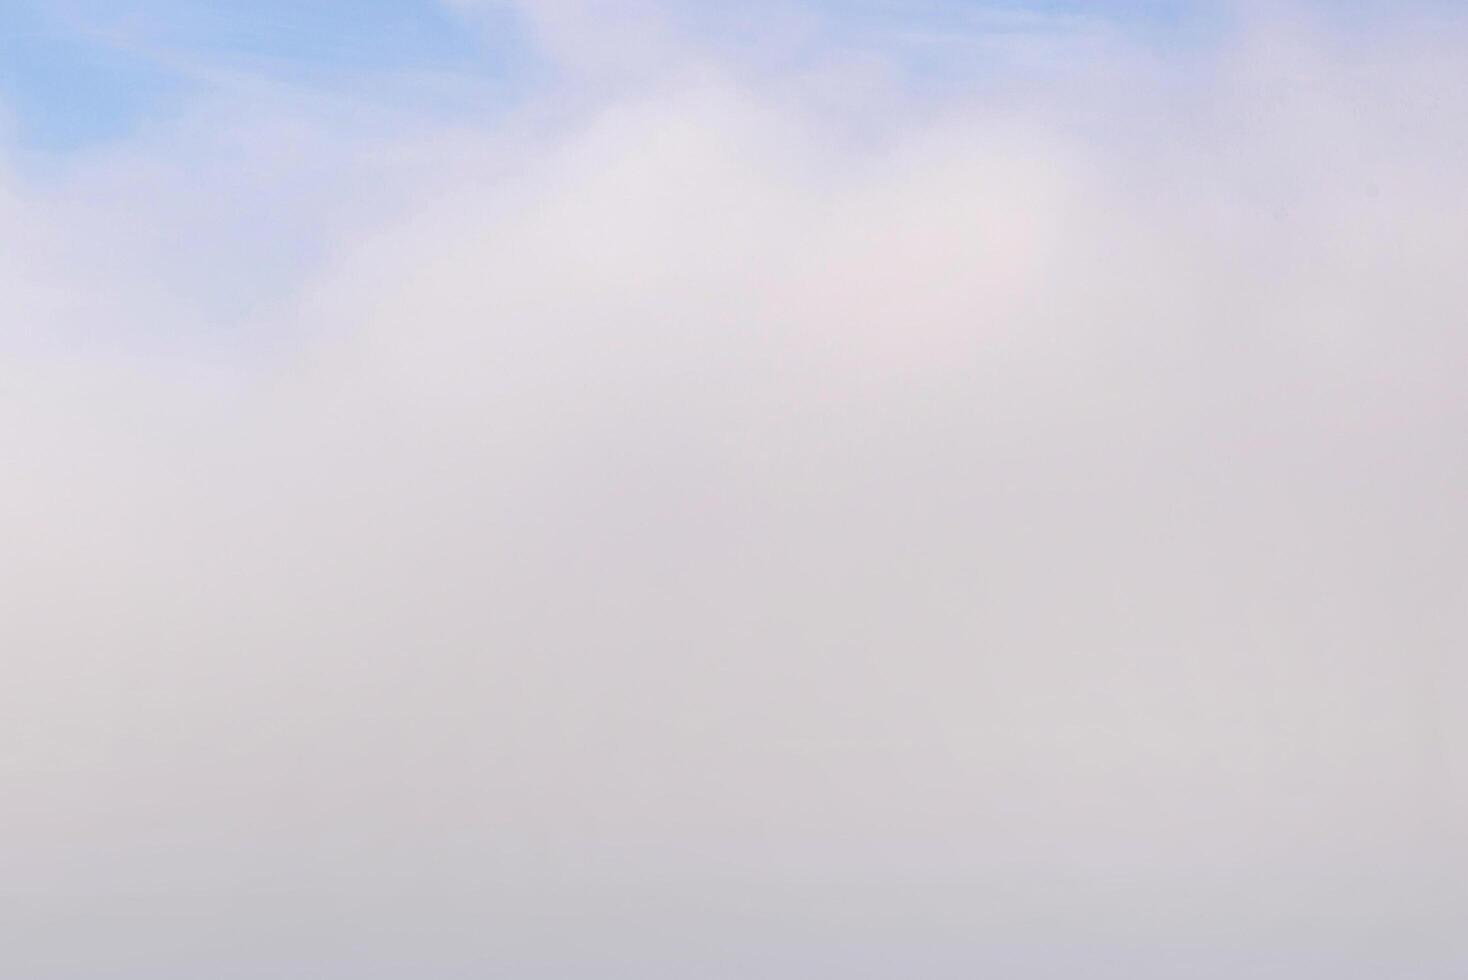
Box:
left=0, top=0, right=524, bottom=149
left=0, top=0, right=1233, bottom=152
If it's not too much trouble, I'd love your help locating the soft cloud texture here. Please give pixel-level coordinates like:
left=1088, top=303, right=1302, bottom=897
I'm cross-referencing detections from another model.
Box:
left=3, top=3, right=1468, bottom=977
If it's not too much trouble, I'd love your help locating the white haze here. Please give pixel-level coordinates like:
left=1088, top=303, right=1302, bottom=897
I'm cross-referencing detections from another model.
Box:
left=3, top=4, right=1468, bottom=976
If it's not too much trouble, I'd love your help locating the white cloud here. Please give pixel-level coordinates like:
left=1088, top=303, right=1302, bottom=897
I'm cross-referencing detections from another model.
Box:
left=3, top=7, right=1468, bottom=976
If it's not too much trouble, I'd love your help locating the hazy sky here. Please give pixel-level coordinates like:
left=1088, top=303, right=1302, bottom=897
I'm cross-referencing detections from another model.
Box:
left=3, top=2, right=1467, bottom=977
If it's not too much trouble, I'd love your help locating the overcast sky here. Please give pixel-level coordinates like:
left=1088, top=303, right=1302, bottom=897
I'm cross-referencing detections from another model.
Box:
left=3, top=2, right=1468, bottom=977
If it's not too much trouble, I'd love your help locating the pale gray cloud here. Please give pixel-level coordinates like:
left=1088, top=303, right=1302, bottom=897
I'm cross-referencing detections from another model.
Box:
left=2, top=7, right=1467, bottom=977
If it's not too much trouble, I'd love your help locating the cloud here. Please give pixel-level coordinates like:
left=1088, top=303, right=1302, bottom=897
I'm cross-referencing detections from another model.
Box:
left=3, top=5, right=1467, bottom=976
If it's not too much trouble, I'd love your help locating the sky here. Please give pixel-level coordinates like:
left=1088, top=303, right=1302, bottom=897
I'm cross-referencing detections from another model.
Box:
left=1, top=0, right=1231, bottom=150
left=3, top=2, right=1468, bottom=977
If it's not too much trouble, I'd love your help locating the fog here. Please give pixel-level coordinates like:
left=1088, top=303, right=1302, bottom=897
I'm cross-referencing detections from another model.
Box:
left=3, top=3, right=1467, bottom=976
